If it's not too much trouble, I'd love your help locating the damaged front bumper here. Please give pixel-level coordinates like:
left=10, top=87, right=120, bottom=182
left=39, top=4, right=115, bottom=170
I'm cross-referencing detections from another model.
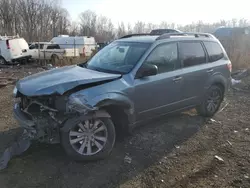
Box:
left=13, top=103, right=37, bottom=139
left=13, top=103, right=35, bottom=129
left=13, top=102, right=61, bottom=143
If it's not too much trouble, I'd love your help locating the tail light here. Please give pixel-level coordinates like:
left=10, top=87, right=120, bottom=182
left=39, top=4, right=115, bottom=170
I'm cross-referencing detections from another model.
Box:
left=227, top=61, right=232, bottom=72
left=6, top=40, right=10, bottom=49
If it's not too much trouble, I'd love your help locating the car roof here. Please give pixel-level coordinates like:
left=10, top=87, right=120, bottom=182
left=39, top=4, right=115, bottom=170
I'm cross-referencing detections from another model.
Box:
left=116, top=33, right=218, bottom=44
left=117, top=36, right=159, bottom=43
left=116, top=36, right=217, bottom=44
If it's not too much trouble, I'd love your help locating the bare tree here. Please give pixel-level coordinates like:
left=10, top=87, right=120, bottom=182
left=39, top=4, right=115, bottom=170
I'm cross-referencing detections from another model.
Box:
left=133, top=21, right=146, bottom=33
left=0, top=0, right=69, bottom=41
left=0, top=3, right=249, bottom=44
left=127, top=23, right=133, bottom=35
left=0, top=0, right=16, bottom=35
left=79, top=10, right=97, bottom=36
left=69, top=21, right=80, bottom=36
left=117, top=22, right=126, bottom=38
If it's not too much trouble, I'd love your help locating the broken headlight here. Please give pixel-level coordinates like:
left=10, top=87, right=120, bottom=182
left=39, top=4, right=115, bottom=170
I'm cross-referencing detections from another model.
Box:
left=67, top=95, right=95, bottom=113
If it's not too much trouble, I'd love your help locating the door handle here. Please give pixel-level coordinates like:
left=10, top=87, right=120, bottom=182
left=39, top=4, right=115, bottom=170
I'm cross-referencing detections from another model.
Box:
left=206, top=69, right=214, bottom=73
left=173, top=76, right=182, bottom=82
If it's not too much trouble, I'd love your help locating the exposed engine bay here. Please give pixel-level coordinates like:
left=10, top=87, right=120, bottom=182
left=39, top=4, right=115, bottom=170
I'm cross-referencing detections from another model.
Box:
left=17, top=94, right=68, bottom=143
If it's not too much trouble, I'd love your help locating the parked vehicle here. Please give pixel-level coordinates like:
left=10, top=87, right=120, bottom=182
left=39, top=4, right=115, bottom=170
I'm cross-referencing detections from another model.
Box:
left=50, top=35, right=97, bottom=57
left=0, top=35, right=31, bottom=64
left=13, top=32, right=231, bottom=161
left=29, top=42, right=80, bottom=62
left=97, top=42, right=109, bottom=51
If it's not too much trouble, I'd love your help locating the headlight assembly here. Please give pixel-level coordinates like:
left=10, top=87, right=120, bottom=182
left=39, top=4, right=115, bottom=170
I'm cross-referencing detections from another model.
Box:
left=67, top=95, right=95, bottom=113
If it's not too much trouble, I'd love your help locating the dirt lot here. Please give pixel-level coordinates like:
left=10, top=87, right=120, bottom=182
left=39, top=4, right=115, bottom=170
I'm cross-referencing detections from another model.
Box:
left=0, top=64, right=250, bottom=188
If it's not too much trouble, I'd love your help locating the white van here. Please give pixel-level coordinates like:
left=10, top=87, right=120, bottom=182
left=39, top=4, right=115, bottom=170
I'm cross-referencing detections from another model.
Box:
left=0, top=36, right=31, bottom=64
left=51, top=35, right=97, bottom=57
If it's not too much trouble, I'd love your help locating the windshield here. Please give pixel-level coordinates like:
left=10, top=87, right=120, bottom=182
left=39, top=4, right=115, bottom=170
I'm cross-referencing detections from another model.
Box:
left=85, top=41, right=151, bottom=74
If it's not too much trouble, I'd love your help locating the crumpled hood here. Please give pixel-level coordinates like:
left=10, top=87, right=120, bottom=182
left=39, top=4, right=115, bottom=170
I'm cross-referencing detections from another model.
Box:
left=16, top=65, right=121, bottom=96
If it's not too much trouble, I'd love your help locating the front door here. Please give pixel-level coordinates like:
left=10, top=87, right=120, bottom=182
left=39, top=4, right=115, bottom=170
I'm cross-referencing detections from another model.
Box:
left=133, top=42, right=184, bottom=121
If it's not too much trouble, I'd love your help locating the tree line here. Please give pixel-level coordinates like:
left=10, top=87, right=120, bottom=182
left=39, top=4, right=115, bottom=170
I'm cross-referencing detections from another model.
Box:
left=0, top=0, right=249, bottom=42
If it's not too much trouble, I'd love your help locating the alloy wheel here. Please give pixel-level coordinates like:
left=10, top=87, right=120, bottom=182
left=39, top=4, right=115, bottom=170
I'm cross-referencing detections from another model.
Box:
left=69, top=119, right=108, bottom=156
left=206, top=88, right=222, bottom=113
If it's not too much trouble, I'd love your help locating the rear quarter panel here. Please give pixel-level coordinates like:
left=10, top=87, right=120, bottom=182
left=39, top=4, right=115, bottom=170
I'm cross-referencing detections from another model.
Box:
left=64, top=49, right=80, bottom=57
left=204, top=59, right=231, bottom=94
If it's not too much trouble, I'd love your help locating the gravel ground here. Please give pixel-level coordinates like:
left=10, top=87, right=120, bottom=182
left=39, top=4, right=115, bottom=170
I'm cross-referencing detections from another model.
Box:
left=0, top=65, right=250, bottom=188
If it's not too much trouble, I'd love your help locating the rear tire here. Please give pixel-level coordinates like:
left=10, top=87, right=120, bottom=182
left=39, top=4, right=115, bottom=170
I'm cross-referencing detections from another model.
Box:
left=196, top=85, right=224, bottom=117
left=0, top=57, right=6, bottom=65
left=61, top=116, right=116, bottom=161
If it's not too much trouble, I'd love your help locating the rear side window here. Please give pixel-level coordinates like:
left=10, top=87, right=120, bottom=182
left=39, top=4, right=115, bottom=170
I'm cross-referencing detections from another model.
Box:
left=47, top=44, right=60, bottom=49
left=179, top=42, right=206, bottom=68
left=29, top=44, right=44, bottom=49
left=203, top=41, right=224, bottom=62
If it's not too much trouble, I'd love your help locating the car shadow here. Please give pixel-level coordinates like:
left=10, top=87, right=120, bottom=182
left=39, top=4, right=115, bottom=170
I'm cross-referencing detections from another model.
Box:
left=0, top=113, right=206, bottom=188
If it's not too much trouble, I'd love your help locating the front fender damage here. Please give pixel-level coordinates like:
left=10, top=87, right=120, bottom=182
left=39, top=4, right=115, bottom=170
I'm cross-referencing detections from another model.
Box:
left=67, top=92, right=135, bottom=125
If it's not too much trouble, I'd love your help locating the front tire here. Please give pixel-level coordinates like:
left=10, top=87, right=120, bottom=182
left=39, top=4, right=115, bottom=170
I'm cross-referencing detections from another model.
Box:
left=61, top=117, right=116, bottom=161
left=196, top=85, right=224, bottom=117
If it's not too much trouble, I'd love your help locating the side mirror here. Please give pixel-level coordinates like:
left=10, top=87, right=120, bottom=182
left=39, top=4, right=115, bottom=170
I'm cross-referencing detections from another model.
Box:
left=136, top=63, right=158, bottom=79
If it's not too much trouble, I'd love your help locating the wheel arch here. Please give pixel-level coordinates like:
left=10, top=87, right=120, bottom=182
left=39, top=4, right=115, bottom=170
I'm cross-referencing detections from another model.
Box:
left=206, top=73, right=228, bottom=94
left=62, top=93, right=135, bottom=135
left=51, top=54, right=59, bottom=59
left=0, top=55, right=6, bottom=62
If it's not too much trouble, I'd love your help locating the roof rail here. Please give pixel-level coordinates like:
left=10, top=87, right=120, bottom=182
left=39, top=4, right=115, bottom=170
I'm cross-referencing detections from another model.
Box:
left=156, top=32, right=216, bottom=40
left=0, top=34, right=20, bottom=40
left=119, top=33, right=152, bottom=39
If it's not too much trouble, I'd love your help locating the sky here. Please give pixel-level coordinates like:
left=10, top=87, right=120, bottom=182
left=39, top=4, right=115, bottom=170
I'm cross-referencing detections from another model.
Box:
left=62, top=0, right=249, bottom=26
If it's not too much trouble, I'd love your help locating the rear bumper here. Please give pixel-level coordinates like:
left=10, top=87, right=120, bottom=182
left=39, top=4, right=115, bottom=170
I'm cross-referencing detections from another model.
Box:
left=13, top=103, right=35, bottom=129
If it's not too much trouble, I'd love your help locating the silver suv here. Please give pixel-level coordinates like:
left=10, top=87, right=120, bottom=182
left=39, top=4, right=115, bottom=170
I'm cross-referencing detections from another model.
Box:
left=13, top=32, right=232, bottom=161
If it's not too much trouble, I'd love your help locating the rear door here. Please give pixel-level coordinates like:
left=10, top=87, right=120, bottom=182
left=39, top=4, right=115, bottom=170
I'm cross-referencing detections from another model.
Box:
left=178, top=41, right=209, bottom=106
left=203, top=41, right=230, bottom=78
left=9, top=39, right=22, bottom=58
left=9, top=38, right=29, bottom=58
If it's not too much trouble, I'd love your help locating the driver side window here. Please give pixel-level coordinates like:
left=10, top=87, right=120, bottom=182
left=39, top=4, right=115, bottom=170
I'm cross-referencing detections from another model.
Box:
left=145, top=43, right=179, bottom=74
